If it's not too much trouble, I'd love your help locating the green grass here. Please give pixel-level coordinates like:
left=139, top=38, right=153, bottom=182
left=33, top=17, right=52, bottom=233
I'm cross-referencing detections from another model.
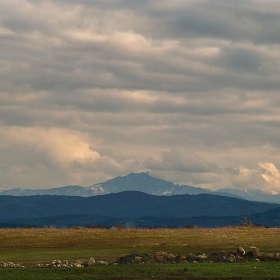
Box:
left=1, top=263, right=280, bottom=280
left=1, top=227, right=280, bottom=279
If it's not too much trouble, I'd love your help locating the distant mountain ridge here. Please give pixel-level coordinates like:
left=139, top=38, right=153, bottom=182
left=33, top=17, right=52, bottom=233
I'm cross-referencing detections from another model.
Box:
left=0, top=191, right=278, bottom=228
left=0, top=172, right=213, bottom=197
left=216, top=188, right=280, bottom=203
left=0, top=172, right=279, bottom=203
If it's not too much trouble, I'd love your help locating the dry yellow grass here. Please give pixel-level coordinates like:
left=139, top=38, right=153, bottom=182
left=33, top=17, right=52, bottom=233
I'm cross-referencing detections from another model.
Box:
left=1, top=227, right=280, bottom=263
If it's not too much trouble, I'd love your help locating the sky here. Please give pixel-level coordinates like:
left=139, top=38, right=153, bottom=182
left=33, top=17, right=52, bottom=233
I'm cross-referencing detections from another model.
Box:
left=1, top=0, right=280, bottom=193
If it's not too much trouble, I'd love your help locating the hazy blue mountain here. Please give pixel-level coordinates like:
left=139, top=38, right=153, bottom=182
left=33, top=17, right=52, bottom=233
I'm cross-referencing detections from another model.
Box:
left=216, top=188, right=280, bottom=203
left=0, top=191, right=279, bottom=228
left=0, top=172, right=279, bottom=203
left=0, top=185, right=89, bottom=196
left=87, top=172, right=214, bottom=196
left=0, top=172, right=212, bottom=197
left=0, top=191, right=277, bottom=220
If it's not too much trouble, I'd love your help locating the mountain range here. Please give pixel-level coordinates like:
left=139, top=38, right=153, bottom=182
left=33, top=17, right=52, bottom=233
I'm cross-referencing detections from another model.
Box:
left=0, top=172, right=279, bottom=203
left=0, top=191, right=279, bottom=228
left=1, top=172, right=280, bottom=228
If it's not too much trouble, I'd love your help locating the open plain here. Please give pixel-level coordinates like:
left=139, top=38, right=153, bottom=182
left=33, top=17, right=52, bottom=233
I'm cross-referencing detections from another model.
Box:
left=1, top=227, right=280, bottom=279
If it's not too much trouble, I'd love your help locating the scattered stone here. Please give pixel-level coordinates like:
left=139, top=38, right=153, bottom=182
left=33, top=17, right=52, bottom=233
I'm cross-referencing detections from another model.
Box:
left=196, top=253, right=207, bottom=262
left=154, top=252, right=185, bottom=263
left=33, top=264, right=44, bottom=268
left=86, top=257, right=96, bottom=267
left=186, top=253, right=196, bottom=263
left=235, top=255, right=243, bottom=262
left=0, top=261, right=25, bottom=268
left=275, top=253, right=280, bottom=259
left=76, top=259, right=87, bottom=265
left=96, top=261, right=108, bottom=265
left=227, top=254, right=236, bottom=262
left=117, top=253, right=151, bottom=264
left=236, top=246, right=245, bottom=256
left=168, top=253, right=176, bottom=261
left=252, top=247, right=260, bottom=258
left=155, top=251, right=168, bottom=263
left=3, top=245, right=280, bottom=269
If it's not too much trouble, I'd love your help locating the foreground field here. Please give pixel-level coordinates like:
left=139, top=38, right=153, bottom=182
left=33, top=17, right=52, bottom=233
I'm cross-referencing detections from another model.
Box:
left=1, top=262, right=280, bottom=280
left=1, top=227, right=280, bottom=279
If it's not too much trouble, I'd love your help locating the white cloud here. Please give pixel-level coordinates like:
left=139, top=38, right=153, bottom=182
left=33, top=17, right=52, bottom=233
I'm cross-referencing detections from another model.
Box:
left=258, top=162, right=280, bottom=191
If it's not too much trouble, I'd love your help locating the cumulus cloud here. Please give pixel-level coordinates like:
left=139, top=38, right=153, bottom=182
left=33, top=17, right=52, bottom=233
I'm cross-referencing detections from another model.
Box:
left=0, top=126, right=140, bottom=188
left=258, top=162, right=280, bottom=190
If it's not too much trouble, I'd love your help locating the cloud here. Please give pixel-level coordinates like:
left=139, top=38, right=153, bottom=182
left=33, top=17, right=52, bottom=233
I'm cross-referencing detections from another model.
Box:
left=144, top=149, right=220, bottom=173
left=143, top=150, right=280, bottom=194
left=0, top=125, right=142, bottom=189
left=1, top=0, right=280, bottom=192
left=258, top=162, right=280, bottom=190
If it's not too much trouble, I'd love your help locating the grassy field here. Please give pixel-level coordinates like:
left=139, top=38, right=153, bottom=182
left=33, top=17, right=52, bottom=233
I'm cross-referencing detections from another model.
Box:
left=1, top=227, right=280, bottom=279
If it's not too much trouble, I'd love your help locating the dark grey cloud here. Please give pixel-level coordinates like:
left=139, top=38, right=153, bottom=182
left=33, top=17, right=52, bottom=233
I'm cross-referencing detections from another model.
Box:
left=0, top=0, right=280, bottom=192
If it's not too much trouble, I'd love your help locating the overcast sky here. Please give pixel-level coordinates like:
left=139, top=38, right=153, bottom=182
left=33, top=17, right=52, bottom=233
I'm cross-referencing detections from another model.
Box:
left=1, top=0, right=280, bottom=193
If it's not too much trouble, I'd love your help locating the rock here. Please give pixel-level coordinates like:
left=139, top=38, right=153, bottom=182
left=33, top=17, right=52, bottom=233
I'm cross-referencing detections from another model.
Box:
left=186, top=253, right=196, bottom=262
left=259, top=252, right=275, bottom=260
left=236, top=246, right=245, bottom=256
left=76, top=259, right=87, bottom=265
left=252, top=248, right=260, bottom=258
left=168, top=253, right=176, bottom=261
left=227, top=254, right=236, bottom=262
left=34, top=264, right=44, bottom=268
left=87, top=257, right=96, bottom=266
left=175, top=255, right=186, bottom=263
left=155, top=252, right=168, bottom=263
left=96, top=261, right=108, bottom=265
left=235, top=255, right=243, bottom=262
left=0, top=261, right=25, bottom=268
left=275, top=253, right=280, bottom=259
left=196, top=253, right=207, bottom=262
left=117, top=253, right=151, bottom=264
left=155, top=251, right=185, bottom=263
